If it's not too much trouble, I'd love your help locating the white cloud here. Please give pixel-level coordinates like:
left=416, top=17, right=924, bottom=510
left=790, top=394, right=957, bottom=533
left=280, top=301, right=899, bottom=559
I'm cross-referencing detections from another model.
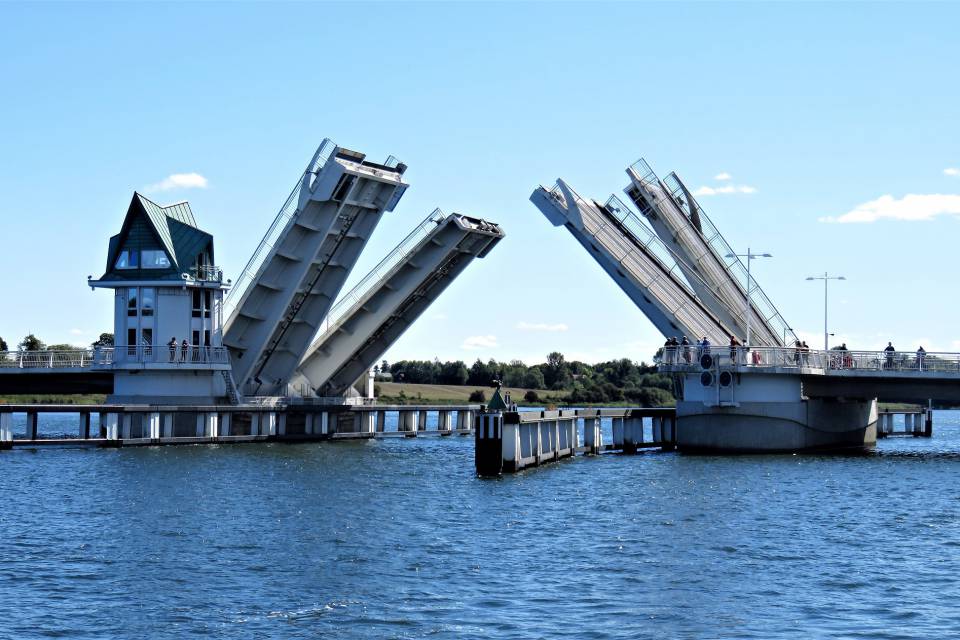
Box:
left=945, top=168, right=960, bottom=177
left=146, top=172, right=209, bottom=192
left=516, top=321, right=569, bottom=332
left=462, top=335, right=498, bottom=350
left=819, top=193, right=960, bottom=223
left=693, top=184, right=757, bottom=196
left=68, top=328, right=85, bottom=336
left=714, top=172, right=732, bottom=181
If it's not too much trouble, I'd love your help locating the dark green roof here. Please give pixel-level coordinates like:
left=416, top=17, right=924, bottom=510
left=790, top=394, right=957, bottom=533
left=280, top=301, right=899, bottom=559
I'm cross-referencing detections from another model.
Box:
left=100, top=193, right=214, bottom=281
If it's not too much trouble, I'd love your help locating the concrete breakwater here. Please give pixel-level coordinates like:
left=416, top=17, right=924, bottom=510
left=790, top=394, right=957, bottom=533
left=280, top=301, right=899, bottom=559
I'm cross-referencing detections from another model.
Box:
left=0, top=403, right=480, bottom=448
left=475, top=407, right=677, bottom=476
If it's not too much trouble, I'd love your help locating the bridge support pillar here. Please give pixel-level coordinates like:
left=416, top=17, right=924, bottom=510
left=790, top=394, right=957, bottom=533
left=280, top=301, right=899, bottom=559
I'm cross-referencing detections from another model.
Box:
left=925, top=409, right=933, bottom=437
left=438, top=410, right=452, bottom=433
left=319, top=412, right=329, bottom=436
left=0, top=413, right=12, bottom=442
left=148, top=412, right=161, bottom=440
left=78, top=412, right=91, bottom=440
left=612, top=416, right=625, bottom=449
left=265, top=412, right=277, bottom=436
left=25, top=412, right=38, bottom=440
left=250, top=413, right=261, bottom=436
left=583, top=416, right=602, bottom=455
left=375, top=410, right=386, bottom=433
left=220, top=413, right=231, bottom=437
left=399, top=411, right=415, bottom=434
left=457, top=410, right=474, bottom=433
left=359, top=411, right=375, bottom=435
left=104, top=413, right=119, bottom=440
left=163, top=413, right=173, bottom=438
left=201, top=412, right=217, bottom=438
left=418, top=410, right=428, bottom=431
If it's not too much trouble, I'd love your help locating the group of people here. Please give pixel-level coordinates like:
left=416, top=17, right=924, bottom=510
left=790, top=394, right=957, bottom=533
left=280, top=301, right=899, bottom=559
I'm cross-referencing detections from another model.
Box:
left=882, top=342, right=927, bottom=370
left=664, top=335, right=738, bottom=364
left=167, top=337, right=194, bottom=363
left=792, top=340, right=812, bottom=365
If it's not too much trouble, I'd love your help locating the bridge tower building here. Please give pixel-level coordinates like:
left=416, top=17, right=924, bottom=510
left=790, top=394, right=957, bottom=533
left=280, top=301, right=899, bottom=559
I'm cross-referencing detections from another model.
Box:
left=88, top=193, right=233, bottom=404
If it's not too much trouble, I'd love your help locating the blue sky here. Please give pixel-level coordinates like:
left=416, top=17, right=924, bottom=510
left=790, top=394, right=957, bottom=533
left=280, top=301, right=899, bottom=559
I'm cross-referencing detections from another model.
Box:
left=1, top=2, right=959, bottom=364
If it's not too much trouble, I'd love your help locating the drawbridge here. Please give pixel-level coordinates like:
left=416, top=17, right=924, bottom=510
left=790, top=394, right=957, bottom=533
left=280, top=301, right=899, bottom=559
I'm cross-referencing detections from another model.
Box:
left=624, top=159, right=795, bottom=347
left=291, top=209, right=504, bottom=397
left=223, top=140, right=409, bottom=396
left=531, top=180, right=733, bottom=344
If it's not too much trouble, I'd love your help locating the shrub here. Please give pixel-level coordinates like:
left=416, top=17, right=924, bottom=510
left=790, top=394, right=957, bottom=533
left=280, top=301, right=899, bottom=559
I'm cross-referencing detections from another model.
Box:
left=524, top=390, right=539, bottom=403
left=468, top=390, right=486, bottom=402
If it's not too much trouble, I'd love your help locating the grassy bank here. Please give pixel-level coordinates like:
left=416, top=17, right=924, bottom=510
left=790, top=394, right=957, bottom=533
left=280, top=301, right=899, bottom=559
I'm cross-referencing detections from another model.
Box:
left=375, top=382, right=569, bottom=406
left=0, top=394, right=108, bottom=405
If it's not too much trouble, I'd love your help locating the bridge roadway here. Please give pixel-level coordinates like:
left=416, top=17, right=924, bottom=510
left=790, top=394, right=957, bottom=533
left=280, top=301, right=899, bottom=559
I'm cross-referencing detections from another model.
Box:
left=659, top=346, right=960, bottom=405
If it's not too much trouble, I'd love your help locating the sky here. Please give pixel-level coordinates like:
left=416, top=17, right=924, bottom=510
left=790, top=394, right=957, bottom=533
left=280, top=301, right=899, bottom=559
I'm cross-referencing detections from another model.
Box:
left=1, top=2, right=958, bottom=365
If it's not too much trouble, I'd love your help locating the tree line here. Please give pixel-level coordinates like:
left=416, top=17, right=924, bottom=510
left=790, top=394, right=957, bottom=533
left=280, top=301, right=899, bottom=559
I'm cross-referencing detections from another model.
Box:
left=379, top=351, right=675, bottom=406
left=0, top=333, right=114, bottom=352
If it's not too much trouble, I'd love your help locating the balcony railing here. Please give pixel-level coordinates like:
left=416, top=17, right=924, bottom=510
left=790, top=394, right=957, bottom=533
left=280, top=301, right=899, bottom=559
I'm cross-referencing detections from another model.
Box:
left=189, top=265, right=224, bottom=282
left=96, top=345, right=231, bottom=366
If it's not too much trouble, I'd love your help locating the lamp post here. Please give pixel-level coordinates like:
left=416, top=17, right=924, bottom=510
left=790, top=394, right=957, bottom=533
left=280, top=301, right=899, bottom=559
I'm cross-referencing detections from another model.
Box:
left=725, top=248, right=772, bottom=348
left=805, top=272, right=846, bottom=353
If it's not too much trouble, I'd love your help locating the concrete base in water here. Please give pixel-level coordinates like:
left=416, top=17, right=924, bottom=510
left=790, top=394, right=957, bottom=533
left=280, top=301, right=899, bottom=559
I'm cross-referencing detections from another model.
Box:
left=677, top=398, right=878, bottom=453
left=678, top=371, right=877, bottom=453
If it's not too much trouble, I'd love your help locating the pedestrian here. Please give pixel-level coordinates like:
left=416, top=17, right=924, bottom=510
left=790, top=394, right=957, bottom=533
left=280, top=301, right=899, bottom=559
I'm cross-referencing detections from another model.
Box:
left=181, top=338, right=189, bottom=363
left=916, top=345, right=926, bottom=370
left=681, top=336, right=691, bottom=363
left=168, top=337, right=178, bottom=362
left=701, top=336, right=711, bottom=357
left=884, top=342, right=895, bottom=370
left=729, top=336, right=741, bottom=364
left=801, top=341, right=810, bottom=365
left=794, top=340, right=802, bottom=365
left=664, top=337, right=677, bottom=364
left=840, top=343, right=850, bottom=369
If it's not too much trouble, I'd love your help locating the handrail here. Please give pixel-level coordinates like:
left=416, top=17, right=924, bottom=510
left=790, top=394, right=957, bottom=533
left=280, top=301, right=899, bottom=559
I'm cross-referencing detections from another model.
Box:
left=223, top=139, right=338, bottom=323
left=189, top=265, right=223, bottom=282
left=95, top=346, right=231, bottom=366
left=0, top=350, right=95, bottom=369
left=658, top=346, right=960, bottom=374
left=306, top=208, right=448, bottom=349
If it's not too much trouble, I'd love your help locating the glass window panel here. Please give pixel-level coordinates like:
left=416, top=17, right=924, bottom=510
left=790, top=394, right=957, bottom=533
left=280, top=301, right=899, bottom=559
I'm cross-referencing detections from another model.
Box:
left=141, top=288, right=155, bottom=316
left=115, top=250, right=139, bottom=269
left=141, top=250, right=171, bottom=269
left=127, top=288, right=138, bottom=316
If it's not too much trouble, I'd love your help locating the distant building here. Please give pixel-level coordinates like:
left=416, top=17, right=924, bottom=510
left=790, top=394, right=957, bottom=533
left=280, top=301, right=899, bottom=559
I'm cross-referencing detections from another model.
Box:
left=88, top=193, right=232, bottom=403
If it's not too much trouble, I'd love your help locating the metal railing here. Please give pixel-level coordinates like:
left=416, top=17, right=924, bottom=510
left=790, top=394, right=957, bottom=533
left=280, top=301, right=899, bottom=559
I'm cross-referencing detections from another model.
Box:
left=0, top=350, right=95, bottom=369
left=97, top=346, right=231, bottom=366
left=658, top=346, right=960, bottom=374
left=223, top=139, right=338, bottom=323
left=189, top=265, right=223, bottom=282
left=307, top=208, right=448, bottom=348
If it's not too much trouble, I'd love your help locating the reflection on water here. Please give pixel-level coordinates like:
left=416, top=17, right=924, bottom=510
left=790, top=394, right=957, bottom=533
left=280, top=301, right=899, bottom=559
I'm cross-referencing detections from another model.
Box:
left=1, top=411, right=960, bottom=638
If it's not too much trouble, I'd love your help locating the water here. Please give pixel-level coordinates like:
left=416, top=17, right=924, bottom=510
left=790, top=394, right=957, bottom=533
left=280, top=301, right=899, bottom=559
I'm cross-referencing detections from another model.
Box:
left=2, top=412, right=960, bottom=638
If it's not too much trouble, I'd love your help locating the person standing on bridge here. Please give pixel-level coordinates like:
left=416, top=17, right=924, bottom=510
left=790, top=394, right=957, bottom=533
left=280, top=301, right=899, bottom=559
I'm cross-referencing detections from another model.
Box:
left=168, top=337, right=178, bottom=363
left=681, top=336, right=691, bottom=363
left=729, top=336, right=741, bottom=365
left=884, top=342, right=896, bottom=370
left=181, top=339, right=189, bottom=363
left=917, top=346, right=927, bottom=370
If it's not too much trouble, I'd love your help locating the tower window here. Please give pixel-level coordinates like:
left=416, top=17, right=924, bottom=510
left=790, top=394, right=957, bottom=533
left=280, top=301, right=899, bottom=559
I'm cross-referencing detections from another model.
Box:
left=141, top=250, right=171, bottom=269
left=115, top=250, right=139, bottom=269
left=127, top=288, right=138, bottom=316
left=141, top=288, right=155, bottom=316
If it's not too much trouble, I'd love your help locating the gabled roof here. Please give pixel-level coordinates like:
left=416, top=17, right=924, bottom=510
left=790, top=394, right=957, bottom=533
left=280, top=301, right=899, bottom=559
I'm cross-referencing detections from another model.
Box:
left=135, top=193, right=199, bottom=268
left=100, top=193, right=213, bottom=280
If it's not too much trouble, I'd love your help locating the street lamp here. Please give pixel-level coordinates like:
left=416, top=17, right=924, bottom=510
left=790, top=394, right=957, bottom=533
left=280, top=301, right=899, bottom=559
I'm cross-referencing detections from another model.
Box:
left=725, top=248, right=772, bottom=348
left=805, top=272, right=846, bottom=353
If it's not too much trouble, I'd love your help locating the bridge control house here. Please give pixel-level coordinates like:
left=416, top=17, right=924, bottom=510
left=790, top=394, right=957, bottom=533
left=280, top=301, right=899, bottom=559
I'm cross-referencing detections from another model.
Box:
left=88, top=193, right=232, bottom=404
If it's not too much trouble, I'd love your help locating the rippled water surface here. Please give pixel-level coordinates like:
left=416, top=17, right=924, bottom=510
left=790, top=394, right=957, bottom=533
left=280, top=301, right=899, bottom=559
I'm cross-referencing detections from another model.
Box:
left=3, top=411, right=960, bottom=638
